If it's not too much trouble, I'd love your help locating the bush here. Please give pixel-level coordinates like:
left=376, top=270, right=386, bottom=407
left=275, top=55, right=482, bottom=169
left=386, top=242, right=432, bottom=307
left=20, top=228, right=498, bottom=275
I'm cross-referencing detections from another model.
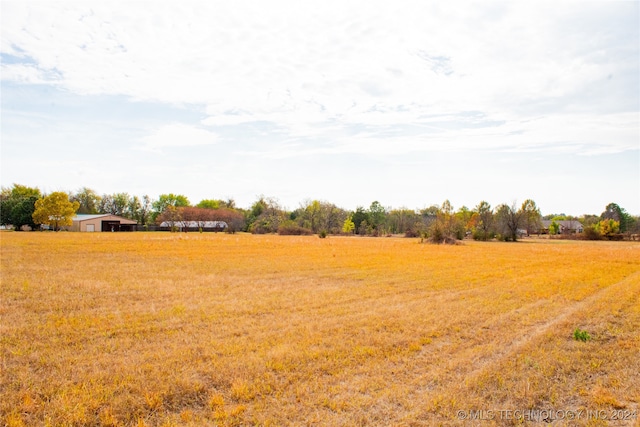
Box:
left=404, top=229, right=420, bottom=238
left=422, top=223, right=460, bottom=245
left=583, top=226, right=601, bottom=240
left=277, top=222, right=313, bottom=235
left=472, top=230, right=493, bottom=241
left=573, top=328, right=591, bottom=342
left=318, top=230, right=328, bottom=238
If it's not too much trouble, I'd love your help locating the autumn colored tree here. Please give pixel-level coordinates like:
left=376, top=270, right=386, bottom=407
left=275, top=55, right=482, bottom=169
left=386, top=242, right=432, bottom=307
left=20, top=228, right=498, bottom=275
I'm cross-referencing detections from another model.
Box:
left=601, top=203, right=631, bottom=233
left=596, top=219, right=620, bottom=237
left=423, top=200, right=464, bottom=243
left=342, top=216, right=355, bottom=234
left=156, top=205, right=182, bottom=231
left=455, top=205, right=474, bottom=236
left=248, top=197, right=287, bottom=234
left=152, top=194, right=190, bottom=222
left=32, top=192, right=80, bottom=231
left=213, top=208, right=245, bottom=233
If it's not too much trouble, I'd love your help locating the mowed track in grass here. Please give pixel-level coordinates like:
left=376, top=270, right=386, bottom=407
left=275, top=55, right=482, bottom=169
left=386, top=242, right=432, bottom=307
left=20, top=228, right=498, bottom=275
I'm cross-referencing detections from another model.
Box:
left=1, top=232, right=639, bottom=426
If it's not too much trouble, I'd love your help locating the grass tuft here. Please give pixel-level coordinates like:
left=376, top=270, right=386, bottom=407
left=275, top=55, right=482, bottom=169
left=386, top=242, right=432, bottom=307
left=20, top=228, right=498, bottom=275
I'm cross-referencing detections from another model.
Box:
left=573, top=327, right=591, bottom=342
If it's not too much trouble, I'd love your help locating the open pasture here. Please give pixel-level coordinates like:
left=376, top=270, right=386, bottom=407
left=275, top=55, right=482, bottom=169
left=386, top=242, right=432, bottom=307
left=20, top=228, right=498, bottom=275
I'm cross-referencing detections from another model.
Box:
left=1, top=233, right=639, bottom=426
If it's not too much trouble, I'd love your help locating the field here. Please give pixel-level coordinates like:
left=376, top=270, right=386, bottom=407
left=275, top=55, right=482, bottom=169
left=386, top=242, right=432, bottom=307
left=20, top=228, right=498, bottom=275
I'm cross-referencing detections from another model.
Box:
left=1, top=232, right=639, bottom=426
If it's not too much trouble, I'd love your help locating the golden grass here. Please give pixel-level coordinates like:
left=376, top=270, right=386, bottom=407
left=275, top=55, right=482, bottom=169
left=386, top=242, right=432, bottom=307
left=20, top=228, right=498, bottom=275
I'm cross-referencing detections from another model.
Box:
left=1, top=233, right=639, bottom=426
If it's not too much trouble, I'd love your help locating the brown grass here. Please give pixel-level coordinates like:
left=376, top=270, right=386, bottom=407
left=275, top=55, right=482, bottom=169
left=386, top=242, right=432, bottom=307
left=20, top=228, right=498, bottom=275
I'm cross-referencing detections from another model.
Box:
left=1, top=233, right=639, bottom=426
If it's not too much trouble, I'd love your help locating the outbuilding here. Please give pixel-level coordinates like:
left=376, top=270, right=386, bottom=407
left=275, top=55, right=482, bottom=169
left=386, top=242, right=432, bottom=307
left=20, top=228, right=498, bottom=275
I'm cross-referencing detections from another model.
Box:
left=71, top=214, right=138, bottom=232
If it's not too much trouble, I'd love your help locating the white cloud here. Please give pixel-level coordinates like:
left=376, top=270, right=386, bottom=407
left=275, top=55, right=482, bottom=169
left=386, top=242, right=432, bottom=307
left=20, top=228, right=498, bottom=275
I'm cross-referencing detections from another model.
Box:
left=1, top=1, right=638, bottom=213
left=3, top=2, right=635, bottom=118
left=139, top=123, right=217, bottom=152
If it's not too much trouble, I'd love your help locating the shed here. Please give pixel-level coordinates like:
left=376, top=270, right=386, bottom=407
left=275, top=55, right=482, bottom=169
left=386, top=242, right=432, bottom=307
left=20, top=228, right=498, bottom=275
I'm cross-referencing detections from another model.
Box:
left=71, top=214, right=138, bottom=232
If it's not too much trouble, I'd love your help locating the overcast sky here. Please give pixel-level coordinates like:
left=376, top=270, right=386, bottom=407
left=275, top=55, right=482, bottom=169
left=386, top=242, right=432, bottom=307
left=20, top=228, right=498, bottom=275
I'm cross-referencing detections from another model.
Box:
left=1, top=1, right=639, bottom=215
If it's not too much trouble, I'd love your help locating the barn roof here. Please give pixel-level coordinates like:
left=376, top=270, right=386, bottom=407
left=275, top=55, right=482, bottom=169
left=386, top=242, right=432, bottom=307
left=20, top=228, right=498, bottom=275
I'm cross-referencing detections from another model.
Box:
left=73, top=214, right=109, bottom=221
left=72, top=214, right=137, bottom=224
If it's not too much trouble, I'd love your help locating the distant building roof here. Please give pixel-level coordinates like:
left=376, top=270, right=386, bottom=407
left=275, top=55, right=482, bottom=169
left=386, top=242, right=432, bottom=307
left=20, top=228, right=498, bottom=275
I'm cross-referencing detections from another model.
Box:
left=72, top=214, right=137, bottom=224
left=541, top=220, right=584, bottom=230
left=160, top=220, right=227, bottom=228
left=73, top=214, right=110, bottom=221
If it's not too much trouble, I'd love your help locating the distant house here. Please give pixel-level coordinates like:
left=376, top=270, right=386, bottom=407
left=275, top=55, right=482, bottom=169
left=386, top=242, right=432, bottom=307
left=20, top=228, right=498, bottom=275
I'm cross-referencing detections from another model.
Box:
left=71, top=214, right=138, bottom=232
left=541, top=220, right=584, bottom=234
left=159, top=220, right=227, bottom=232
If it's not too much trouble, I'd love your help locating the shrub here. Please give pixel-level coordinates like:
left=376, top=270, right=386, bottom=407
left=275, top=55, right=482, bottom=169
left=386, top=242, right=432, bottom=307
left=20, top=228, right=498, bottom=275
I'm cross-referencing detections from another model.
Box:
left=404, top=229, right=420, bottom=238
left=573, top=328, right=591, bottom=342
left=318, top=230, right=328, bottom=238
left=277, top=222, right=313, bottom=235
left=583, top=226, right=601, bottom=240
left=473, top=230, right=493, bottom=241
left=422, top=223, right=460, bottom=245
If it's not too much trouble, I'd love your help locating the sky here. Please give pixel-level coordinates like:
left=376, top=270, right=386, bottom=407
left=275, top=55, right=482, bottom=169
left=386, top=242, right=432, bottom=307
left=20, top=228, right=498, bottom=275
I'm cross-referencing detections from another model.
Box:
left=1, top=1, right=639, bottom=215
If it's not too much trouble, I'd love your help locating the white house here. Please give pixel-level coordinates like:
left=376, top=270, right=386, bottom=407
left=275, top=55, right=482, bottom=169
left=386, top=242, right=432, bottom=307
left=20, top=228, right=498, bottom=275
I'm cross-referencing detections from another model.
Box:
left=541, top=220, right=584, bottom=234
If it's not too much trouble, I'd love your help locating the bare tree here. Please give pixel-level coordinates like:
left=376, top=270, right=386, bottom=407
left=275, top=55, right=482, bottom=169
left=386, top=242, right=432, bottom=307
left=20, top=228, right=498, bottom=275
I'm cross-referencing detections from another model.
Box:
left=156, top=205, right=182, bottom=232
left=495, top=202, right=524, bottom=241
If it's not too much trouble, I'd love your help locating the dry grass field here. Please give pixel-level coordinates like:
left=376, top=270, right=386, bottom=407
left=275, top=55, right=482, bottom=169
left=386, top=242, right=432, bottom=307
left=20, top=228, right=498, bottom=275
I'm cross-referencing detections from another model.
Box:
left=1, top=232, right=639, bottom=426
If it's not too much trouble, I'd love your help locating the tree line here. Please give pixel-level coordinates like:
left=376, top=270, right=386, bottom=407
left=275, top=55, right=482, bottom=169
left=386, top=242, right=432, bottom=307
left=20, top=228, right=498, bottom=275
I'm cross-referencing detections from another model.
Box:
left=1, top=183, right=638, bottom=242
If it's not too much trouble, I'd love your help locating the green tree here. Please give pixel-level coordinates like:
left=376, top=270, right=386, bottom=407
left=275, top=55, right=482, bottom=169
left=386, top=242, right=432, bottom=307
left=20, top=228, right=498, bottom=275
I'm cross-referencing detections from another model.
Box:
left=351, top=207, right=369, bottom=235
left=473, top=201, right=494, bottom=241
left=549, top=221, right=560, bottom=235
left=520, top=199, right=542, bottom=236
left=32, top=192, right=80, bottom=231
left=296, top=200, right=347, bottom=234
left=580, top=214, right=600, bottom=228
left=248, top=196, right=287, bottom=234
left=303, top=200, right=322, bottom=233
left=0, top=184, right=42, bottom=230
left=601, top=203, right=631, bottom=233
left=99, top=193, right=130, bottom=216
left=127, top=195, right=152, bottom=226
left=197, top=199, right=222, bottom=209
left=71, top=187, right=101, bottom=214
left=152, top=194, right=190, bottom=221
left=368, top=201, right=387, bottom=234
